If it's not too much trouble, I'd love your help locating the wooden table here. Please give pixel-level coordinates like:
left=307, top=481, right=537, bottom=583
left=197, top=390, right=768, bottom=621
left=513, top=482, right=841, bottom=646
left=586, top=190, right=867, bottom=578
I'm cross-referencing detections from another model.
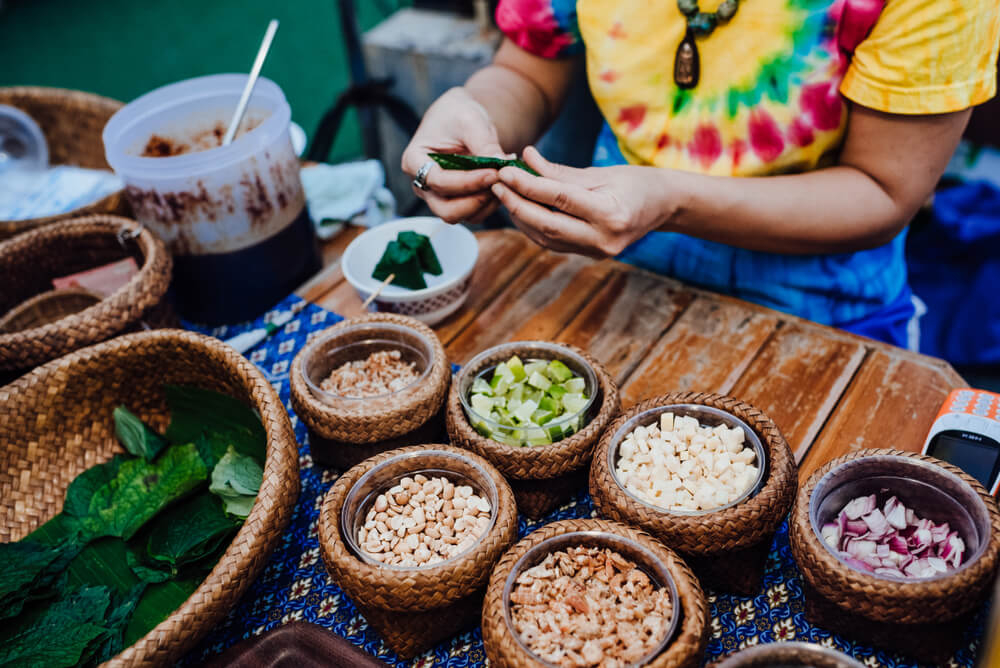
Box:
left=298, top=226, right=965, bottom=483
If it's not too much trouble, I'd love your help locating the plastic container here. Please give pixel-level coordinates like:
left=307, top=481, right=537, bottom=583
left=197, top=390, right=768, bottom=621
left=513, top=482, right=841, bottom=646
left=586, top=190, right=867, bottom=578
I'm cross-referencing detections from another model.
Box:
left=103, top=74, right=320, bottom=324
left=0, top=104, right=48, bottom=174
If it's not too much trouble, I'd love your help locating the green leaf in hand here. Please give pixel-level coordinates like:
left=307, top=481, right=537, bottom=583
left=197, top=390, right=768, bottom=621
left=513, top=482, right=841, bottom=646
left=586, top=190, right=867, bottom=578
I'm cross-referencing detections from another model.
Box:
left=428, top=152, right=540, bottom=176
left=82, top=444, right=208, bottom=540
left=209, top=446, right=262, bottom=519
left=113, top=406, right=167, bottom=460
left=0, top=586, right=110, bottom=668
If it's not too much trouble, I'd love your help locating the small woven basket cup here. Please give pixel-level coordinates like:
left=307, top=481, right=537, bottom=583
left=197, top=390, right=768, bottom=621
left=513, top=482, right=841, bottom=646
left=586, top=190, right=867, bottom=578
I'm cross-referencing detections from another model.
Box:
left=290, top=313, right=451, bottom=469
left=708, top=642, right=865, bottom=668
left=0, top=329, right=299, bottom=666
left=482, top=518, right=708, bottom=668
left=0, top=86, right=127, bottom=240
left=590, top=392, right=797, bottom=595
left=446, top=341, right=620, bottom=519
left=789, top=448, right=1000, bottom=664
left=0, top=214, right=174, bottom=379
left=0, top=287, right=103, bottom=333
left=318, top=444, right=518, bottom=658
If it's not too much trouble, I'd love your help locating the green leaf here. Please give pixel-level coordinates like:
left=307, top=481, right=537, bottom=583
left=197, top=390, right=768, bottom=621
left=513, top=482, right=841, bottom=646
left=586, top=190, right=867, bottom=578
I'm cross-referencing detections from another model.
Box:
left=428, top=152, right=540, bottom=176
left=372, top=240, right=427, bottom=290
left=397, top=231, right=443, bottom=276
left=209, top=446, right=262, bottom=519
left=144, top=494, right=239, bottom=571
left=92, top=584, right=147, bottom=665
left=82, top=443, right=208, bottom=540
left=0, top=586, right=110, bottom=668
left=126, top=549, right=171, bottom=584
left=62, top=456, right=126, bottom=519
left=164, top=385, right=266, bottom=463
left=113, top=406, right=167, bottom=460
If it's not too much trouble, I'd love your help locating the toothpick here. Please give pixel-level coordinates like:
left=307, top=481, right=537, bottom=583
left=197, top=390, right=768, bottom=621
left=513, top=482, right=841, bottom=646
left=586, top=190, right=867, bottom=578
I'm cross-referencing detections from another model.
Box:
left=362, top=273, right=395, bottom=309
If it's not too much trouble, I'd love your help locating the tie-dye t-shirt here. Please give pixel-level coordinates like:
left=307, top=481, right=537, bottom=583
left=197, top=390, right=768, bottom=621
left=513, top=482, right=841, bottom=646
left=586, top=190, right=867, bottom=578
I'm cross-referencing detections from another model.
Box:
left=495, top=0, right=999, bottom=345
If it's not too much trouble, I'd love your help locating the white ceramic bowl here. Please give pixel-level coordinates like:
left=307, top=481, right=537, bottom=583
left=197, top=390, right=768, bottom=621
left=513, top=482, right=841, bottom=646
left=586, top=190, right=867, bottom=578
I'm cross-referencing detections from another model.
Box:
left=341, top=217, right=478, bottom=325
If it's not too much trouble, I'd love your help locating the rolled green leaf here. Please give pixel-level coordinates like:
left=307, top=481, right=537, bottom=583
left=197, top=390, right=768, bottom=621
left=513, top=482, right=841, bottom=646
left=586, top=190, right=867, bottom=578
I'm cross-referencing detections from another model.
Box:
left=428, top=152, right=539, bottom=176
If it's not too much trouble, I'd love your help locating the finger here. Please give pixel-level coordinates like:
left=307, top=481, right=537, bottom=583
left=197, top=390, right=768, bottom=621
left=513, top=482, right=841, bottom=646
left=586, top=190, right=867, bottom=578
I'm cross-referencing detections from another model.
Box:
left=522, top=145, right=604, bottom=187
left=491, top=183, right=609, bottom=256
left=423, top=165, right=499, bottom=196
left=497, top=166, right=611, bottom=221
left=465, top=199, right=501, bottom=227
left=421, top=190, right=497, bottom=224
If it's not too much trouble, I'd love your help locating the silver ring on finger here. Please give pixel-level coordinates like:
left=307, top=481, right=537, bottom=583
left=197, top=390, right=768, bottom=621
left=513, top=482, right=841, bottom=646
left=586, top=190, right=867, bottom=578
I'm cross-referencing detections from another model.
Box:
left=413, top=161, right=435, bottom=191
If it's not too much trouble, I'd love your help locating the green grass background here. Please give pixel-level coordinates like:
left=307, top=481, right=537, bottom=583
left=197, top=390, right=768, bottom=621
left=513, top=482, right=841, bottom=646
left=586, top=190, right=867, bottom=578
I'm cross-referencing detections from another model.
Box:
left=0, top=0, right=407, bottom=162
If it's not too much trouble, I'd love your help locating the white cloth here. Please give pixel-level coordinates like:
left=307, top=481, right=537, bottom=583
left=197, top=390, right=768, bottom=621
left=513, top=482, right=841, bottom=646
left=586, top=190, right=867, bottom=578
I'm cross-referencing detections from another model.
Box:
left=300, top=160, right=397, bottom=239
left=0, top=165, right=123, bottom=221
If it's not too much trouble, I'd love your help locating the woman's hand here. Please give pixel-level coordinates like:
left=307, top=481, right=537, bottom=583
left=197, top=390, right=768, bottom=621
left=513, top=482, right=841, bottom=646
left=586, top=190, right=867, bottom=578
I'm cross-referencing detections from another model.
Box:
left=490, top=146, right=672, bottom=256
left=401, top=87, right=509, bottom=225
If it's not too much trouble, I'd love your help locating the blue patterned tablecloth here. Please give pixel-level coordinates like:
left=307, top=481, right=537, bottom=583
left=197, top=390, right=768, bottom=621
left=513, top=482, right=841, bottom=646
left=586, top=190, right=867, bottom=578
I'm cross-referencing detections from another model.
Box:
left=181, top=295, right=986, bottom=667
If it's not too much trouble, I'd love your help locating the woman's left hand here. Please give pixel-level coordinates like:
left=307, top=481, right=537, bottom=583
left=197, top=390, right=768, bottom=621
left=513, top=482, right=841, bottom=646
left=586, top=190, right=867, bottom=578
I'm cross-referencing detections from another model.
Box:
left=490, top=146, right=671, bottom=257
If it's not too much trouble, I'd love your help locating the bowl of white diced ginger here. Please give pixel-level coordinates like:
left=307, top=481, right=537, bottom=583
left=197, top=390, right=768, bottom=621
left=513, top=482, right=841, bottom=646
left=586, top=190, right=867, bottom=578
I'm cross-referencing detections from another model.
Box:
left=606, top=404, right=767, bottom=515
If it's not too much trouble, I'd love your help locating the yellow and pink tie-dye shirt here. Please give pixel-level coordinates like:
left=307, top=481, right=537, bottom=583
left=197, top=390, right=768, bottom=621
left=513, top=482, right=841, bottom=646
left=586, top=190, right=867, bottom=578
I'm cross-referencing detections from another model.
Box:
left=497, top=0, right=1000, bottom=176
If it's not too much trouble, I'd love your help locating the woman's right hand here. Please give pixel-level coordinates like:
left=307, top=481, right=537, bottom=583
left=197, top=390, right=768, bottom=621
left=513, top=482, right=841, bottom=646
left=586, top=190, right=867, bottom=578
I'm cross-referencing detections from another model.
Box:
left=401, top=87, right=509, bottom=225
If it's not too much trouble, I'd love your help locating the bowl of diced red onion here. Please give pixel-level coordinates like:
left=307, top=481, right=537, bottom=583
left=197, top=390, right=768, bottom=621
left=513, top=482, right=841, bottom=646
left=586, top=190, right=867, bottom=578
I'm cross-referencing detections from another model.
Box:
left=808, top=452, right=994, bottom=582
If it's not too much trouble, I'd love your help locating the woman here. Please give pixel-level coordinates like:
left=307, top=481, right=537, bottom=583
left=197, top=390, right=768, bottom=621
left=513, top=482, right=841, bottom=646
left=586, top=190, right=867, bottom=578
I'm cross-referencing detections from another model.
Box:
left=401, top=0, right=999, bottom=347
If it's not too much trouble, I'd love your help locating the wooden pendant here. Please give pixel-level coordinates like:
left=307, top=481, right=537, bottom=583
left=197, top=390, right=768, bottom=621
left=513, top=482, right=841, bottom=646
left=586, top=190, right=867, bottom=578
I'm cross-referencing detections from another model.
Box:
left=674, top=29, right=700, bottom=89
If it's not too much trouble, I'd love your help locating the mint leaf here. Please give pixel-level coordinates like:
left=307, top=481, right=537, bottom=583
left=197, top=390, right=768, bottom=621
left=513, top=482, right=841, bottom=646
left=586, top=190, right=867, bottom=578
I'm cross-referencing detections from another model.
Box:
left=164, top=385, right=266, bottom=463
left=144, top=494, right=239, bottom=572
left=209, top=446, right=262, bottom=519
left=113, top=406, right=167, bottom=460
left=0, top=586, right=110, bottom=668
left=82, top=443, right=208, bottom=540
left=93, top=584, right=147, bottom=664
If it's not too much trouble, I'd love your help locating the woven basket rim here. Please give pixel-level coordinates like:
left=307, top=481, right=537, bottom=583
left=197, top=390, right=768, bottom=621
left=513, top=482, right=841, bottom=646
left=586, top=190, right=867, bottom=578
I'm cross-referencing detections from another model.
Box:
left=290, top=313, right=450, bottom=443
left=318, top=443, right=518, bottom=613
left=446, top=342, right=620, bottom=480
left=789, top=447, right=1000, bottom=623
left=0, top=328, right=299, bottom=666
left=0, top=286, right=103, bottom=333
left=0, top=215, right=173, bottom=370
left=481, top=518, right=708, bottom=668
left=590, top=392, right=797, bottom=555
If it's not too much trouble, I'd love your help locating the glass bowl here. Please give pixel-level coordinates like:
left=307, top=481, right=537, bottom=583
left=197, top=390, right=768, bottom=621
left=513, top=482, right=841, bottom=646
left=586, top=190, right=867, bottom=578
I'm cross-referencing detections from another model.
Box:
left=299, top=321, right=434, bottom=409
left=501, top=529, right=681, bottom=667
left=606, top=404, right=768, bottom=515
left=340, top=448, right=499, bottom=571
left=711, top=641, right=865, bottom=668
left=808, top=452, right=994, bottom=582
left=457, top=341, right=599, bottom=448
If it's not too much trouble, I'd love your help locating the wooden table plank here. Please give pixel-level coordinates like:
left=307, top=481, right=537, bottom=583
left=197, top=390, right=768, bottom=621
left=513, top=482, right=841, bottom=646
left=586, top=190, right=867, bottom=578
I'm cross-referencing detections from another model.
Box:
left=296, top=225, right=364, bottom=303
left=558, top=269, right=693, bottom=385
left=729, top=322, right=866, bottom=462
left=434, top=231, right=541, bottom=344
left=445, top=251, right=615, bottom=364
left=798, top=350, right=963, bottom=482
left=620, top=296, right=778, bottom=406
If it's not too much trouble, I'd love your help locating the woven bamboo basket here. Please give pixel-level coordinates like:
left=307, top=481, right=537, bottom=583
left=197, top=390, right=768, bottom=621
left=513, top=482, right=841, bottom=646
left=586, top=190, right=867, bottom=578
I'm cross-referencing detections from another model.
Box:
left=290, top=313, right=451, bottom=469
left=318, top=444, right=518, bottom=658
left=0, top=214, right=174, bottom=379
left=0, top=287, right=103, bottom=333
left=590, top=392, right=797, bottom=595
left=708, top=641, right=865, bottom=668
left=446, top=341, right=620, bottom=519
left=0, top=329, right=300, bottom=666
left=0, top=87, right=127, bottom=239
left=482, top=518, right=708, bottom=668
left=789, top=448, right=1000, bottom=664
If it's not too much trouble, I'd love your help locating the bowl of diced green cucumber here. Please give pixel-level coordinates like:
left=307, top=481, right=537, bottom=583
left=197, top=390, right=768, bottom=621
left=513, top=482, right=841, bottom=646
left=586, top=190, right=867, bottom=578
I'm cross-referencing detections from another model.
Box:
left=457, top=342, right=598, bottom=448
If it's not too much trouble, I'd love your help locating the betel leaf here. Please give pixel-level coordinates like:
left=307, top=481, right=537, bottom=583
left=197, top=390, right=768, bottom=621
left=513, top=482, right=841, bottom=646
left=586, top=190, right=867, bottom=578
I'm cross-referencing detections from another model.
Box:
left=372, top=239, right=427, bottom=290
left=144, top=494, right=239, bottom=571
left=113, top=406, right=167, bottom=460
left=397, top=230, right=443, bottom=276
left=62, top=455, right=126, bottom=519
left=125, top=548, right=171, bottom=584
left=164, top=385, right=266, bottom=463
left=0, top=540, right=74, bottom=620
left=0, top=586, right=110, bottom=668
left=209, top=446, right=262, bottom=519
left=92, top=583, right=147, bottom=665
left=82, top=443, right=208, bottom=540
left=427, top=152, right=540, bottom=175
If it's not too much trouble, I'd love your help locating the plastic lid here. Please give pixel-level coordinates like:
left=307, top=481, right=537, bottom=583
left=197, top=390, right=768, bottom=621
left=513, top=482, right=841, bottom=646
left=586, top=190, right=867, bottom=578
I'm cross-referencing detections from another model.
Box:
left=0, top=104, right=48, bottom=174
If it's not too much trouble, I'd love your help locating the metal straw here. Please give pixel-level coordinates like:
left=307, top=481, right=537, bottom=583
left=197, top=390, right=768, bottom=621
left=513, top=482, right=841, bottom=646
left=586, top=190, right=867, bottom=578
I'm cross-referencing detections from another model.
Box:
left=222, top=19, right=280, bottom=146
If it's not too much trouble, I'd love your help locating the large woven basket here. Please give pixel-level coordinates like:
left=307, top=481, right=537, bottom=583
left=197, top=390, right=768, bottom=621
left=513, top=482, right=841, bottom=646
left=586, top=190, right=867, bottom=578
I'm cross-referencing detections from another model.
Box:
left=290, top=313, right=450, bottom=469
left=319, top=444, right=518, bottom=658
left=0, top=214, right=173, bottom=379
left=708, top=642, right=865, bottom=668
left=590, top=392, right=797, bottom=595
left=446, top=342, right=620, bottom=519
left=0, top=86, right=127, bottom=239
left=789, top=448, right=1000, bottom=664
left=0, top=329, right=300, bottom=666
left=482, top=518, right=708, bottom=668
